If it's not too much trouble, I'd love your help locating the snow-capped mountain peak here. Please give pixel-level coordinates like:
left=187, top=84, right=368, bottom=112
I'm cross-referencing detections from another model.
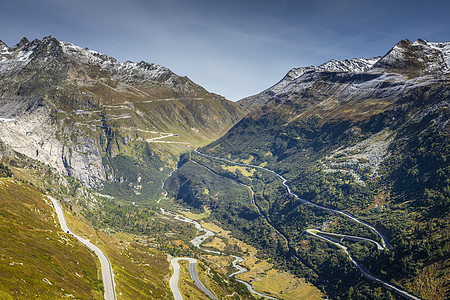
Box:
left=247, top=56, right=381, bottom=100
left=282, top=57, right=380, bottom=84
left=371, top=39, right=450, bottom=74
left=419, top=40, right=450, bottom=72
left=59, top=40, right=174, bottom=83
left=0, top=36, right=200, bottom=92
left=239, top=39, right=450, bottom=108
left=318, top=57, right=380, bottom=73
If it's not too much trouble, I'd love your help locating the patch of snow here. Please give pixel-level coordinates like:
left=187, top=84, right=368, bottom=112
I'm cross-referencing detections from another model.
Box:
left=59, top=40, right=175, bottom=84
left=0, top=48, right=34, bottom=75
left=0, top=118, right=15, bottom=122
left=426, top=41, right=450, bottom=72
left=272, top=57, right=380, bottom=94
left=16, top=49, right=33, bottom=62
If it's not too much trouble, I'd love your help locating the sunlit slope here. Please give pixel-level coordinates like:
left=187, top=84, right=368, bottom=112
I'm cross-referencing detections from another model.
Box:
left=0, top=179, right=102, bottom=299
left=0, top=36, right=247, bottom=202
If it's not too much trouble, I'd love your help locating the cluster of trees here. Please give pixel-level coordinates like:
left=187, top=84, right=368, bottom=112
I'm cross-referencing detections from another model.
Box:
left=168, top=150, right=408, bottom=298
left=82, top=199, right=197, bottom=242
left=101, top=142, right=171, bottom=203
left=0, top=162, right=13, bottom=178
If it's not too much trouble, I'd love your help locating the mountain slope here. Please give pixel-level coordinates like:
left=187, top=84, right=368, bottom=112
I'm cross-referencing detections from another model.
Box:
left=168, top=39, right=450, bottom=299
left=0, top=178, right=103, bottom=299
left=0, top=36, right=247, bottom=200
left=240, top=39, right=449, bottom=109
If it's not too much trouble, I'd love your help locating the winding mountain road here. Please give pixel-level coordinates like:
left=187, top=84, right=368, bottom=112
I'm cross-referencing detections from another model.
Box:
left=193, top=148, right=390, bottom=249
left=48, top=196, right=117, bottom=300
left=170, top=257, right=217, bottom=300
left=160, top=209, right=218, bottom=299
left=193, top=149, right=421, bottom=300
left=306, top=230, right=420, bottom=300
left=310, top=229, right=384, bottom=250
left=161, top=208, right=277, bottom=299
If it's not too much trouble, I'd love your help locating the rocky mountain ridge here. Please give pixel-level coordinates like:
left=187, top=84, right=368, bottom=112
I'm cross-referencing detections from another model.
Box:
left=0, top=36, right=247, bottom=191
left=240, top=39, right=450, bottom=108
left=0, top=36, right=213, bottom=98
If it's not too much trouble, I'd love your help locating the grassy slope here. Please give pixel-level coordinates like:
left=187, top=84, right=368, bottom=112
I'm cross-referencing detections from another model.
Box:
left=4, top=152, right=261, bottom=299
left=199, top=220, right=324, bottom=300
left=177, top=260, right=210, bottom=300
left=0, top=179, right=102, bottom=299
left=1, top=156, right=175, bottom=299
left=65, top=212, right=173, bottom=299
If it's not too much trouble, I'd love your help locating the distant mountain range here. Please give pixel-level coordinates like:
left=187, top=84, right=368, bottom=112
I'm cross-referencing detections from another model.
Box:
left=240, top=39, right=450, bottom=108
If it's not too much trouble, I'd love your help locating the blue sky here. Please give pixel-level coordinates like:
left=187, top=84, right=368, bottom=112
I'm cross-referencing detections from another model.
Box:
left=1, top=0, right=449, bottom=100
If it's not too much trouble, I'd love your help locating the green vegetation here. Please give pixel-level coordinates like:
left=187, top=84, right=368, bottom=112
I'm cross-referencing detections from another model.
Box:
left=0, top=145, right=256, bottom=299
left=2, top=37, right=448, bottom=299
left=0, top=179, right=102, bottom=299
left=0, top=162, right=13, bottom=178
left=167, top=84, right=450, bottom=299
left=101, top=143, right=170, bottom=203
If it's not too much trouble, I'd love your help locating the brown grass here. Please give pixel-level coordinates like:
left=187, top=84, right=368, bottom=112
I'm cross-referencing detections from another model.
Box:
left=64, top=210, right=172, bottom=299
left=0, top=179, right=102, bottom=299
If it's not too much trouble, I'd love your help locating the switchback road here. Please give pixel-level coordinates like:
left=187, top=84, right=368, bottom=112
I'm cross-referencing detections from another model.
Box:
left=193, top=149, right=421, bottom=300
left=161, top=208, right=277, bottom=299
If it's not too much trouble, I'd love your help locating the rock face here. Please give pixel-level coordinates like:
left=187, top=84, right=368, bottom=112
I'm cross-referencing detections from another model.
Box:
left=0, top=96, right=106, bottom=186
left=0, top=36, right=247, bottom=188
left=0, top=97, right=71, bottom=177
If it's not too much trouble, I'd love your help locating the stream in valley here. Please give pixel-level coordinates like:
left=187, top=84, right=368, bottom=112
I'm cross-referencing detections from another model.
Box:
left=160, top=208, right=278, bottom=299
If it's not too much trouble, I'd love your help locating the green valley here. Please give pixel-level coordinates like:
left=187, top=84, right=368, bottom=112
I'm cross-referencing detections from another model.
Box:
left=1, top=36, right=449, bottom=300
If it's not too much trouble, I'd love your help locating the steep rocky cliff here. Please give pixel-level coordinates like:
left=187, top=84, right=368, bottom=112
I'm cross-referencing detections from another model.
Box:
left=0, top=36, right=247, bottom=194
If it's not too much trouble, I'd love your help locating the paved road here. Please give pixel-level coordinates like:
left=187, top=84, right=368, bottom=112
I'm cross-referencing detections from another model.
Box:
left=48, top=196, right=117, bottom=300
left=306, top=230, right=421, bottom=300
left=312, top=229, right=384, bottom=250
left=193, top=148, right=391, bottom=250
left=193, top=149, right=421, bottom=300
left=162, top=208, right=278, bottom=299
left=170, top=257, right=217, bottom=300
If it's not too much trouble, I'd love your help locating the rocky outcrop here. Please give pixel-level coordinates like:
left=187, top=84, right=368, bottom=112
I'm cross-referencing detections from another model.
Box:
left=0, top=97, right=105, bottom=186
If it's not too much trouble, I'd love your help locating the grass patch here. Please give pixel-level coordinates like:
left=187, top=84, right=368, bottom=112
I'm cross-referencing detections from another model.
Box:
left=64, top=207, right=172, bottom=299
left=0, top=179, right=102, bottom=299
left=221, top=165, right=255, bottom=177
left=181, top=207, right=211, bottom=220
left=177, top=260, right=210, bottom=300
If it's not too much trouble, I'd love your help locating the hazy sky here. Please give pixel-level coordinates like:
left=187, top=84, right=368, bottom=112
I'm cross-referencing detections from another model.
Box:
left=1, top=0, right=449, bottom=100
